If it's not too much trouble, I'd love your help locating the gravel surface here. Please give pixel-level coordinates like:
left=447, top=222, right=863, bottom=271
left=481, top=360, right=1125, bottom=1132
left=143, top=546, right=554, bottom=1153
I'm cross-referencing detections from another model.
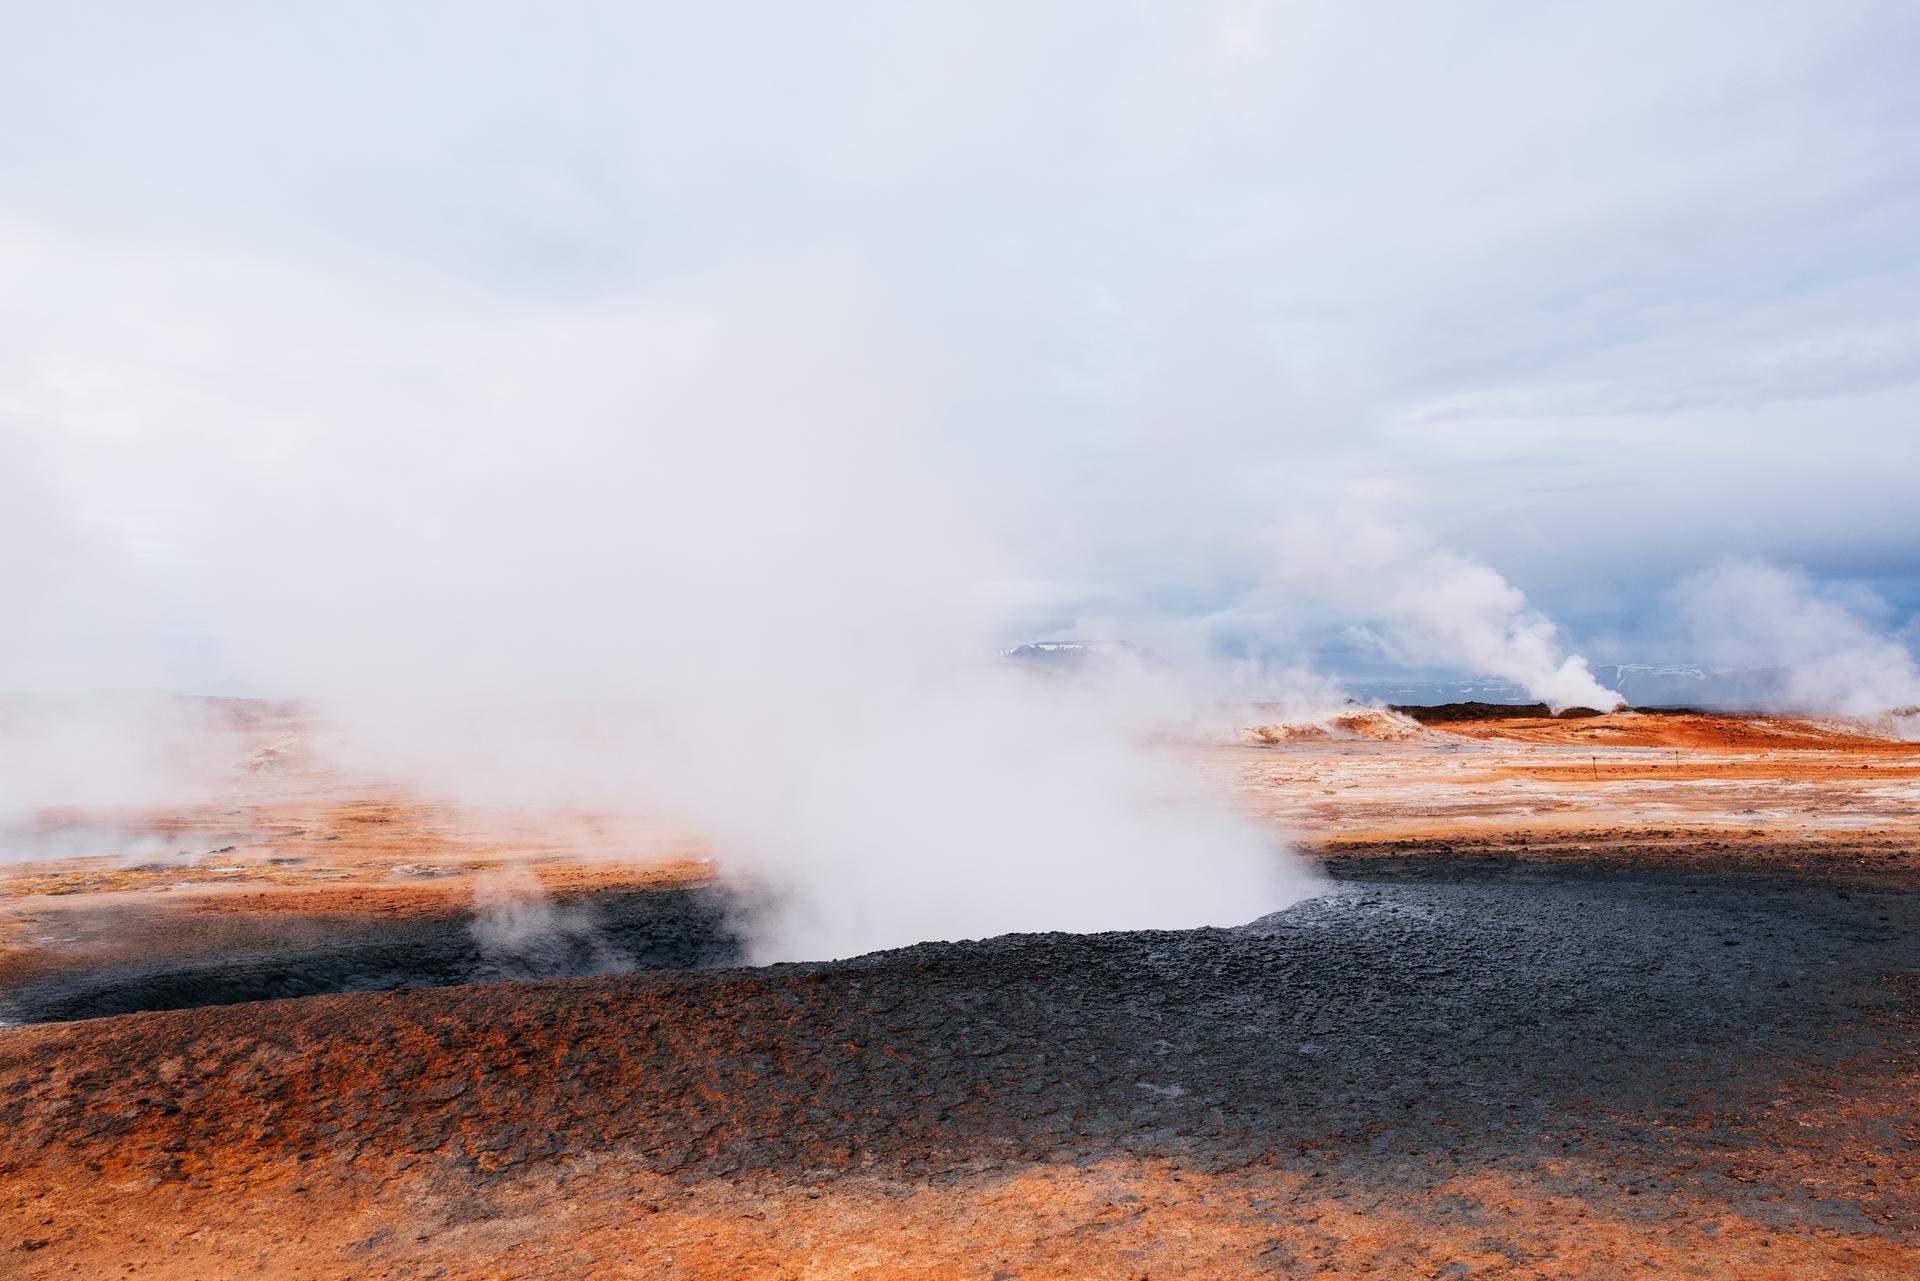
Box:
left=4, top=859, right=1914, bottom=1236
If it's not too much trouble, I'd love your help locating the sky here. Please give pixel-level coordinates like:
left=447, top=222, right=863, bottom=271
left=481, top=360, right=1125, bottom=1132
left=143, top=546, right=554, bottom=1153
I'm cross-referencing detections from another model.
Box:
left=4, top=2, right=1919, bottom=693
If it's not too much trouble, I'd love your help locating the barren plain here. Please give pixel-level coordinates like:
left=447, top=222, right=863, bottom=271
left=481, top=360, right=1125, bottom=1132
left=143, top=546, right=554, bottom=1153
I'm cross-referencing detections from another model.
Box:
left=3, top=702, right=1918, bottom=1278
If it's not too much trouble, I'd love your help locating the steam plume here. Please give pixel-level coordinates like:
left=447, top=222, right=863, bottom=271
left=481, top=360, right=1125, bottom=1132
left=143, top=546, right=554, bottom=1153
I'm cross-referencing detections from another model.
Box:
left=1246, top=512, right=1621, bottom=711
left=33, top=2, right=1886, bottom=955
left=1678, top=559, right=1920, bottom=721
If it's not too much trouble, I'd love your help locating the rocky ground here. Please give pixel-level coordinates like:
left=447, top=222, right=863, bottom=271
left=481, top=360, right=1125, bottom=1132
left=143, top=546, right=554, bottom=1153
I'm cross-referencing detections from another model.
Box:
left=2, top=706, right=1917, bottom=1277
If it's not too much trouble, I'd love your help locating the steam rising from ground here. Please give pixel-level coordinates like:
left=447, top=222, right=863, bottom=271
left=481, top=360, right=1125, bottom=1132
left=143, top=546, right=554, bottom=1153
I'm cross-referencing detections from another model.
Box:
left=1679, top=560, right=1920, bottom=729
left=0, top=694, right=244, bottom=861
left=470, top=867, right=632, bottom=978
left=1252, top=514, right=1621, bottom=711
left=6, top=4, right=1912, bottom=953
left=706, top=671, right=1304, bottom=962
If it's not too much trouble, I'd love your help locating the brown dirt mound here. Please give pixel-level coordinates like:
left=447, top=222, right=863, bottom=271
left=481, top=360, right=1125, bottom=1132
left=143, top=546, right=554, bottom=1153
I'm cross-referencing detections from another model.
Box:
left=1243, top=707, right=1433, bottom=744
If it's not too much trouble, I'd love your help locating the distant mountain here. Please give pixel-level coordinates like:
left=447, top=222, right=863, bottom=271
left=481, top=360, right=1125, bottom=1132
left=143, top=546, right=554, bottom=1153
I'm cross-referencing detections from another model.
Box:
left=1592, top=664, right=1790, bottom=708
left=998, top=641, right=1164, bottom=676
left=1343, top=665, right=1790, bottom=709
left=1341, top=676, right=1537, bottom=706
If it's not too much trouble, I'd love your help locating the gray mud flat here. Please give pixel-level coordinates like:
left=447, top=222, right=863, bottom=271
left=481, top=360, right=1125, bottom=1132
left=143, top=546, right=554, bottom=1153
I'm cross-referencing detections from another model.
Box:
left=0, top=885, right=742, bottom=1024
left=751, top=862, right=1918, bottom=1205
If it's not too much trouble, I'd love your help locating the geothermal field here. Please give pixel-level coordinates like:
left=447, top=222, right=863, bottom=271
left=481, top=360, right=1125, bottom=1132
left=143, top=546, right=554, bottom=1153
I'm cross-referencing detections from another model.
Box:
left=4, top=697, right=1918, bottom=1278
left=10, top=5, right=1920, bottom=1278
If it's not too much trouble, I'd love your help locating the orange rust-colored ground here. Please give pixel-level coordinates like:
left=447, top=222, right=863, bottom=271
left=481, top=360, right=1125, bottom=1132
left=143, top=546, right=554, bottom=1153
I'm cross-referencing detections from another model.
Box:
left=3, top=705, right=1919, bottom=1277
left=1219, top=710, right=1920, bottom=862
left=1, top=768, right=712, bottom=993
left=1431, top=710, right=1920, bottom=753
left=9, top=707, right=1915, bottom=981
left=4, top=978, right=1914, bottom=1280
left=14, top=1157, right=1915, bottom=1280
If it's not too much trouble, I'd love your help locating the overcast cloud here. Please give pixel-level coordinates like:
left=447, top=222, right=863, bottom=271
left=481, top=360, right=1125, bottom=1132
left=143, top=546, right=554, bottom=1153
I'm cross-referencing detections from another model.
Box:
left=4, top=1, right=1918, bottom=690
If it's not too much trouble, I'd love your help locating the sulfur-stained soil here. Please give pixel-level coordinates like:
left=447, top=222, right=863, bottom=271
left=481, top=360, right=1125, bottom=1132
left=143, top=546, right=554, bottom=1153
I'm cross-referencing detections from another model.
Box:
left=1423, top=708, right=1920, bottom=753
left=3, top=705, right=1919, bottom=1277
left=0, top=790, right=714, bottom=998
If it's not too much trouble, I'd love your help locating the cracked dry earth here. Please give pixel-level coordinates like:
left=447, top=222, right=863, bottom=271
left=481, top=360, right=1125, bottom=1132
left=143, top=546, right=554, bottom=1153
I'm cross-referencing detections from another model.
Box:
left=3, top=711, right=1920, bottom=1278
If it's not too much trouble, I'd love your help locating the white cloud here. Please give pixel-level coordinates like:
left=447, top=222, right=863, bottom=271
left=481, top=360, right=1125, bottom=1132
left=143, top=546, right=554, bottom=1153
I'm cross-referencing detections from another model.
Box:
left=1678, top=560, right=1920, bottom=717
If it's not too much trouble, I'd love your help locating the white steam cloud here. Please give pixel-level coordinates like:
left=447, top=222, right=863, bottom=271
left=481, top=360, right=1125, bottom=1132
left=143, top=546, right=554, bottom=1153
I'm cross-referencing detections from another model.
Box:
left=1678, top=560, right=1920, bottom=720
left=0, top=693, right=245, bottom=861
left=1247, top=513, right=1621, bottom=711
left=7, top=4, right=1908, bottom=951
left=469, top=866, right=631, bottom=978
